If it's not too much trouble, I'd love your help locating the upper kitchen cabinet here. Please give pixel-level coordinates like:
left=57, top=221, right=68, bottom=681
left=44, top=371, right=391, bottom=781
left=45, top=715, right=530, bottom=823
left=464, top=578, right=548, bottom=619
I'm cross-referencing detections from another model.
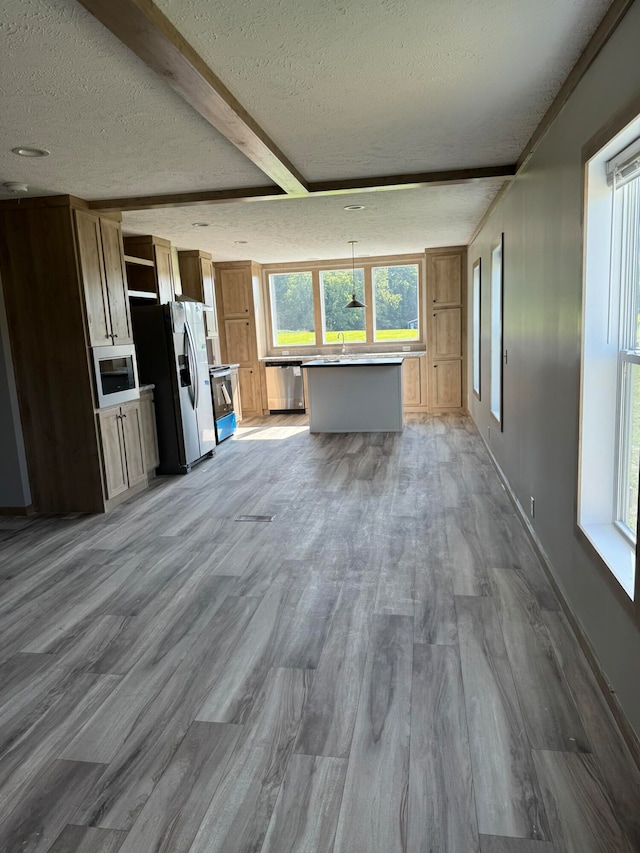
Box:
left=75, top=209, right=133, bottom=346
left=178, top=249, right=215, bottom=307
left=123, top=234, right=175, bottom=304
left=427, top=250, right=463, bottom=306
left=218, top=266, right=253, bottom=316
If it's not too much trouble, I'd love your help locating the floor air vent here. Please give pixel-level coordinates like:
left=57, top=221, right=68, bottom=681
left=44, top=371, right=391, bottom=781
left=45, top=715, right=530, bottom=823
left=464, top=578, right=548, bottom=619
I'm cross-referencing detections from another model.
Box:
left=235, top=514, right=275, bottom=522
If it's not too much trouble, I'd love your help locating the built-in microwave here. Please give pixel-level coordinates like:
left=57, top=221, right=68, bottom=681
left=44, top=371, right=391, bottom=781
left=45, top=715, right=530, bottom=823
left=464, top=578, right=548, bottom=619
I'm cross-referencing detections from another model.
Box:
left=92, top=344, right=140, bottom=409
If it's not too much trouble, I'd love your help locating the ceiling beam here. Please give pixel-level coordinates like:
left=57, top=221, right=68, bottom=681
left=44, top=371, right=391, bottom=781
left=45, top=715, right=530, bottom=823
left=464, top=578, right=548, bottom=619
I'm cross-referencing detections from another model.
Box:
left=89, top=164, right=516, bottom=212
left=75, top=0, right=308, bottom=195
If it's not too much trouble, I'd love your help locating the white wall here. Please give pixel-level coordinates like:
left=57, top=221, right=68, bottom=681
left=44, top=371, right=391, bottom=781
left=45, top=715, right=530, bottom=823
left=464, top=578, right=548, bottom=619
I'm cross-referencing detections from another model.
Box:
left=0, top=274, right=31, bottom=508
left=469, top=0, right=640, bottom=738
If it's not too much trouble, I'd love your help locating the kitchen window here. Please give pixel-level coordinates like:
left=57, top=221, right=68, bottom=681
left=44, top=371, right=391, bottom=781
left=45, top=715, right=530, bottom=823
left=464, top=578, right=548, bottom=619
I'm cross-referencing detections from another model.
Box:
left=264, top=256, right=424, bottom=349
left=320, top=267, right=366, bottom=344
left=580, top=115, right=640, bottom=607
left=269, top=271, right=315, bottom=346
left=372, top=264, right=419, bottom=343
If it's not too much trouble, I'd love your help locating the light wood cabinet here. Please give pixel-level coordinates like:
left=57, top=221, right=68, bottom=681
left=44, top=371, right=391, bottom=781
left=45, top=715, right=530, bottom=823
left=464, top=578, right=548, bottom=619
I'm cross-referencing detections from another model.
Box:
left=215, top=261, right=264, bottom=417
left=123, top=235, right=175, bottom=304
left=178, top=250, right=215, bottom=307
left=139, top=389, right=160, bottom=474
left=432, top=361, right=462, bottom=409
left=219, top=268, right=252, bottom=316
left=402, top=357, right=422, bottom=407
left=432, top=308, right=462, bottom=359
left=428, top=252, right=463, bottom=306
left=98, top=401, right=147, bottom=500
left=224, top=319, right=255, bottom=364
left=238, top=367, right=260, bottom=415
left=426, top=247, right=466, bottom=412
left=76, top=209, right=132, bottom=346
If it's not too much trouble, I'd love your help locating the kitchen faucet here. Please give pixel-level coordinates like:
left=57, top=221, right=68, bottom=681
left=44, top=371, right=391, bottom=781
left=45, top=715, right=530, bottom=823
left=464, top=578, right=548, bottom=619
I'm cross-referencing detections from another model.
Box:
left=338, top=331, right=346, bottom=355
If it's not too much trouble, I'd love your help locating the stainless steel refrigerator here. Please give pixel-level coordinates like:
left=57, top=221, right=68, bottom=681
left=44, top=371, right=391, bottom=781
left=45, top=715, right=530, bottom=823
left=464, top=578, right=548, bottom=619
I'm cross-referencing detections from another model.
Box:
left=132, top=301, right=216, bottom=473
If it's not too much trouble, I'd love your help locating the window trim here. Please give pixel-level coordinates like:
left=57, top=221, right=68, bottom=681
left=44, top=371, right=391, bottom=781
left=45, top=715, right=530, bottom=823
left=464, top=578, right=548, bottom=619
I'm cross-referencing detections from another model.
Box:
left=490, top=235, right=504, bottom=429
left=578, top=95, right=640, bottom=625
left=262, top=253, right=425, bottom=352
left=472, top=258, right=482, bottom=400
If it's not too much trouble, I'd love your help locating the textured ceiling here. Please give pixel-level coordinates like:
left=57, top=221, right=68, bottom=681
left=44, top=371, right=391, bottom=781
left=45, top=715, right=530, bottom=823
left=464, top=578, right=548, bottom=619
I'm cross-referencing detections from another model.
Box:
left=155, top=0, right=612, bottom=181
left=0, top=0, right=269, bottom=201
left=0, top=0, right=615, bottom=261
left=122, top=181, right=505, bottom=263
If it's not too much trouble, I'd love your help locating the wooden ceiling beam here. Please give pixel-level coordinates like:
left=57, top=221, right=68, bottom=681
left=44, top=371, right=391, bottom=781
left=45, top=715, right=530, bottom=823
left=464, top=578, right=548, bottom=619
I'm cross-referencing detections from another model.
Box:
left=89, top=164, right=516, bottom=212
left=75, top=0, right=308, bottom=195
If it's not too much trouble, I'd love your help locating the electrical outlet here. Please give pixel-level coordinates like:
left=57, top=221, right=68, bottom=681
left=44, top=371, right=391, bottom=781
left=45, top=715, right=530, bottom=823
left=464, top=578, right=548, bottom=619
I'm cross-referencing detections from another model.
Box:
left=402, top=346, right=410, bottom=352
left=530, top=496, right=535, bottom=517
left=282, top=350, right=290, bottom=355
left=487, top=425, right=491, bottom=439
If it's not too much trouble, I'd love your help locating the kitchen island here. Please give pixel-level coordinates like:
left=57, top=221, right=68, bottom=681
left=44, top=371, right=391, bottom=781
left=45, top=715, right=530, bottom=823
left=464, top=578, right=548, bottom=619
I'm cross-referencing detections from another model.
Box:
left=303, top=358, right=403, bottom=433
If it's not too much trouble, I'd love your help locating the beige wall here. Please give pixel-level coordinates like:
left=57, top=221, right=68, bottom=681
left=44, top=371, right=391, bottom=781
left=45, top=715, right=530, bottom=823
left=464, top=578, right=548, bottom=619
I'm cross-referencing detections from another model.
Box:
left=468, top=0, right=640, bottom=737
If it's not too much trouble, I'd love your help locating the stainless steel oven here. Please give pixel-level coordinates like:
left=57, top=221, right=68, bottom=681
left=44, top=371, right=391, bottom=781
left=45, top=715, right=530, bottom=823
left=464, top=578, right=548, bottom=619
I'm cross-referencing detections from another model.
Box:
left=92, top=344, right=140, bottom=408
left=209, top=365, right=237, bottom=442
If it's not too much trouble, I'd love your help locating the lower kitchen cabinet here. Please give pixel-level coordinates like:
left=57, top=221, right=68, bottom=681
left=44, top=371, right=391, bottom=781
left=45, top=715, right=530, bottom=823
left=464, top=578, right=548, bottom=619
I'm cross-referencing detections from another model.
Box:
left=238, top=367, right=260, bottom=417
left=98, top=401, right=147, bottom=500
left=402, top=357, right=422, bottom=407
left=230, top=366, right=242, bottom=422
left=139, top=389, right=160, bottom=474
left=431, top=360, right=462, bottom=409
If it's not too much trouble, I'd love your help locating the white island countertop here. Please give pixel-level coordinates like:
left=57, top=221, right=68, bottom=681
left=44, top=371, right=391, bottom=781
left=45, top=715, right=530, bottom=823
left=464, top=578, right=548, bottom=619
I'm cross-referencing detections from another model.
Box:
left=302, top=359, right=403, bottom=433
left=303, top=358, right=403, bottom=367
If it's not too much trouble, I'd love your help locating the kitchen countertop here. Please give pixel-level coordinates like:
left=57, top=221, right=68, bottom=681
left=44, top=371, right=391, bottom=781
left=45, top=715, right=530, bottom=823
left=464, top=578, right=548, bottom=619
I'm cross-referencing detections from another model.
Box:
left=139, top=383, right=155, bottom=392
left=208, top=363, right=240, bottom=372
left=303, top=358, right=404, bottom=367
left=260, top=351, right=425, bottom=362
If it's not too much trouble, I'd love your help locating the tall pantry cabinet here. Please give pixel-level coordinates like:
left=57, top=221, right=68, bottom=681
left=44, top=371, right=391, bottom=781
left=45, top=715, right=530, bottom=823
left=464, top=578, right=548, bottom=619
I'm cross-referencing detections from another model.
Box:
left=426, top=247, right=466, bottom=411
left=0, top=195, right=146, bottom=513
left=214, top=261, right=265, bottom=417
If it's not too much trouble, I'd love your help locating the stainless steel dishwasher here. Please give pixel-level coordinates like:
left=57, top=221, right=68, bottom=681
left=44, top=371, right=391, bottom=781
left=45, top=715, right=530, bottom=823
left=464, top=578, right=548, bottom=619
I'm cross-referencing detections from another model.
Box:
left=265, top=361, right=306, bottom=413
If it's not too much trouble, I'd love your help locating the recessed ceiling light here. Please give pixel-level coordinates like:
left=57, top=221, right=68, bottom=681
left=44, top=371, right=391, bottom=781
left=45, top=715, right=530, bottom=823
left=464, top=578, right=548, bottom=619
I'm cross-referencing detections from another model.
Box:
left=192, top=222, right=210, bottom=227
left=234, top=240, right=248, bottom=244
left=11, top=146, right=50, bottom=158
left=344, top=204, right=365, bottom=211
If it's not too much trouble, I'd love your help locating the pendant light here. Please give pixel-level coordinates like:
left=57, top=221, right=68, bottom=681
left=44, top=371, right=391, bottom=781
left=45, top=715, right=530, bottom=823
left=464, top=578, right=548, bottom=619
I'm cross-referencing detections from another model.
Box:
left=344, top=240, right=366, bottom=308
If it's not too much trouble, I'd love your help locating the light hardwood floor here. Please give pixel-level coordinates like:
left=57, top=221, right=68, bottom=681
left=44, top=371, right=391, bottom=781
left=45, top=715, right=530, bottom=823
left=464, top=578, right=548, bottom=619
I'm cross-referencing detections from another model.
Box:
left=0, top=413, right=639, bottom=852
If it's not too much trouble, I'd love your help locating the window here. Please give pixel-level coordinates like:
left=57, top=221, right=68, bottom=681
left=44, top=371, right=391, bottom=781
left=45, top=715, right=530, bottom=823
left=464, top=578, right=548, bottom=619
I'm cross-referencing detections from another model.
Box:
left=472, top=259, right=481, bottom=398
left=490, top=236, right=503, bottom=425
left=373, top=264, right=419, bottom=342
left=265, top=256, right=424, bottom=349
left=269, top=272, right=315, bottom=346
left=320, top=268, right=365, bottom=344
left=580, top=118, right=640, bottom=604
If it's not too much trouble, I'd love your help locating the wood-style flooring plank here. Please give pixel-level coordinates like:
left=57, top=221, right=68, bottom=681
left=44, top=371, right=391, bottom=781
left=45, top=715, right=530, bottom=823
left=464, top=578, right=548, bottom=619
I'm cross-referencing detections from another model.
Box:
left=543, top=610, right=640, bottom=848
left=532, top=749, right=631, bottom=852
left=116, top=722, right=241, bottom=853
left=70, top=595, right=261, bottom=830
left=332, top=614, right=413, bottom=853
left=456, top=595, right=550, bottom=840
left=0, top=672, right=120, bottom=818
left=414, top=510, right=457, bottom=644
left=490, top=568, right=589, bottom=753
left=188, top=667, right=312, bottom=853
left=260, top=753, right=347, bottom=853
left=195, top=572, right=306, bottom=723
left=407, top=643, right=480, bottom=852
left=479, top=835, right=556, bottom=852
left=294, top=574, right=378, bottom=758
left=274, top=576, right=341, bottom=669
left=48, top=826, right=127, bottom=853
left=0, top=759, right=106, bottom=853
left=446, top=509, right=492, bottom=596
